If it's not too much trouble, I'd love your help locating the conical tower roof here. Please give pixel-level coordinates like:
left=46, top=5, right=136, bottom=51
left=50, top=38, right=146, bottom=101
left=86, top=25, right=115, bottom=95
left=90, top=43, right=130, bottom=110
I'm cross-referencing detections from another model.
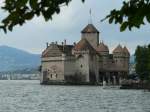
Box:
left=81, top=24, right=99, bottom=33
left=113, top=44, right=123, bottom=53
left=123, top=46, right=130, bottom=55
left=73, top=38, right=96, bottom=53
left=96, top=42, right=109, bottom=52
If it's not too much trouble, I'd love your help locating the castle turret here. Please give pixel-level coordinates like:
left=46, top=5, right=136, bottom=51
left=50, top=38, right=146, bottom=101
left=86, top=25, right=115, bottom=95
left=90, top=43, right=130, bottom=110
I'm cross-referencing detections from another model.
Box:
left=81, top=24, right=99, bottom=49
left=113, top=45, right=124, bottom=68
left=123, top=46, right=130, bottom=72
left=96, top=42, right=109, bottom=56
left=97, top=42, right=109, bottom=72
left=113, top=44, right=124, bottom=56
left=123, top=46, right=130, bottom=58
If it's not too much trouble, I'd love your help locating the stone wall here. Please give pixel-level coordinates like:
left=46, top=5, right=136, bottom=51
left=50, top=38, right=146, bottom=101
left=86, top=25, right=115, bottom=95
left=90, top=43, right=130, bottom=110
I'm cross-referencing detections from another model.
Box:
left=89, top=54, right=99, bottom=83
left=75, top=53, right=90, bottom=82
left=64, top=56, right=76, bottom=76
left=41, top=56, right=65, bottom=83
left=82, top=33, right=99, bottom=49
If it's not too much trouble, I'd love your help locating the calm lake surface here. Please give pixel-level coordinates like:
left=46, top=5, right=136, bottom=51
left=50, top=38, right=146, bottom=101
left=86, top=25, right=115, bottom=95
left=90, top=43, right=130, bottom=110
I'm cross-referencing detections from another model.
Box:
left=0, top=80, right=150, bottom=112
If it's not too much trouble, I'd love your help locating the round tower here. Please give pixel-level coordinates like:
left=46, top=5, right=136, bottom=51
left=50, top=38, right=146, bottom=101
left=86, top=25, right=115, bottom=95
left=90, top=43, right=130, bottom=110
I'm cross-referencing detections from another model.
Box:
left=113, top=44, right=124, bottom=67
left=123, top=46, right=130, bottom=58
left=96, top=42, right=109, bottom=56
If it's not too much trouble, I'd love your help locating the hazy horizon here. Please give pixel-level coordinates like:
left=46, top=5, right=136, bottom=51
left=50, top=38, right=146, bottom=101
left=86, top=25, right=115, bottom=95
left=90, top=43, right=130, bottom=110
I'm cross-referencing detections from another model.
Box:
left=0, top=0, right=150, bottom=54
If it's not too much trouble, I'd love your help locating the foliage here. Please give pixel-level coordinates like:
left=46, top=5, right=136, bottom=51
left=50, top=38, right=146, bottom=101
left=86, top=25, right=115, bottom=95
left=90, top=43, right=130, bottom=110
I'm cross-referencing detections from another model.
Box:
left=103, top=0, right=150, bottom=32
left=135, top=45, right=150, bottom=81
left=0, top=0, right=150, bottom=33
left=0, top=0, right=84, bottom=33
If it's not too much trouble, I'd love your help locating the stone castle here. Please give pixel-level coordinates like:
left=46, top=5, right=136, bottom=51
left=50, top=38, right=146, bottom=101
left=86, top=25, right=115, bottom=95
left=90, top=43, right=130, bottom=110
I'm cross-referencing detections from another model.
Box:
left=40, top=23, right=130, bottom=85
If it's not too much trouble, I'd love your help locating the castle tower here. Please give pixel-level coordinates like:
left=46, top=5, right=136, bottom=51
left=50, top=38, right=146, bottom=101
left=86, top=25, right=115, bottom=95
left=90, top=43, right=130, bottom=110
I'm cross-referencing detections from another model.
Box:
left=123, top=46, right=130, bottom=72
left=113, top=44, right=124, bottom=67
left=96, top=42, right=109, bottom=56
left=123, top=46, right=130, bottom=58
left=81, top=24, right=99, bottom=49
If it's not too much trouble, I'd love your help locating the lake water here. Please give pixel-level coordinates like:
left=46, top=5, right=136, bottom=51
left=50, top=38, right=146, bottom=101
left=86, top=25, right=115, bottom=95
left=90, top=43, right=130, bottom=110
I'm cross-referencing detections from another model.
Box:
left=0, top=80, right=150, bottom=112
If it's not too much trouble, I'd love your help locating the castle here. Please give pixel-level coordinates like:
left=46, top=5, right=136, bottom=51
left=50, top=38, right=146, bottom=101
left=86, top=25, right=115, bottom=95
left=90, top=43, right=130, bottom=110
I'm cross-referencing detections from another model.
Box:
left=40, top=23, right=130, bottom=85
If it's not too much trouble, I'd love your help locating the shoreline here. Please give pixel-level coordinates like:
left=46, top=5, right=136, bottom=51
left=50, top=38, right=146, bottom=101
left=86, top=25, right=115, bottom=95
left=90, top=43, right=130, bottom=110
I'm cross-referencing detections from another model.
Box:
left=120, top=82, right=150, bottom=90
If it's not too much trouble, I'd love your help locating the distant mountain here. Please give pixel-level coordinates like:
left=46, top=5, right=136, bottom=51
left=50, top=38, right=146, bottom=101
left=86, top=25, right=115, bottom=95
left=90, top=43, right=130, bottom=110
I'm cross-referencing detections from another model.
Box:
left=130, top=55, right=135, bottom=64
left=0, top=46, right=41, bottom=72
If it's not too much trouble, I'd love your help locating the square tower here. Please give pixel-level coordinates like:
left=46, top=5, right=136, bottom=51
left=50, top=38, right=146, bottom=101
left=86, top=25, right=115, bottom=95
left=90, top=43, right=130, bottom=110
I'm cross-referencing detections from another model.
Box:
left=81, top=24, right=99, bottom=49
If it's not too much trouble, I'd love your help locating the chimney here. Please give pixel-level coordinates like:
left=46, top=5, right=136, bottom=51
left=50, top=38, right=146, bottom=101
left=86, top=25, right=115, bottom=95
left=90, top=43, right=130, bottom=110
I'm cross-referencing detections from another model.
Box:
left=46, top=42, right=49, bottom=48
left=62, top=42, right=65, bottom=51
left=62, top=42, right=64, bottom=46
left=64, top=39, right=66, bottom=45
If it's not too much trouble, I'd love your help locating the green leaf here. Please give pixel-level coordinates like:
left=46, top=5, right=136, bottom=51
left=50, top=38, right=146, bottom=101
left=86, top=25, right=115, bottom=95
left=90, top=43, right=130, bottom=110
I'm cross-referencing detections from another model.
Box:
left=0, top=25, right=7, bottom=33
left=42, top=10, right=52, bottom=21
left=16, top=0, right=28, bottom=8
left=8, top=24, right=13, bottom=31
left=120, top=22, right=128, bottom=32
left=109, top=17, right=114, bottom=24
left=146, top=14, right=150, bottom=23
left=24, top=12, right=34, bottom=20
left=55, top=8, right=60, bottom=14
left=7, top=12, right=19, bottom=21
left=29, top=0, right=38, bottom=10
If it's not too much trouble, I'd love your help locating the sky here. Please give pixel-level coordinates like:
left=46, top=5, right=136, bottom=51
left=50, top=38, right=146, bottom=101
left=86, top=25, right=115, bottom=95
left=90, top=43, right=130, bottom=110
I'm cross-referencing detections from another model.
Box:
left=0, top=0, right=150, bottom=55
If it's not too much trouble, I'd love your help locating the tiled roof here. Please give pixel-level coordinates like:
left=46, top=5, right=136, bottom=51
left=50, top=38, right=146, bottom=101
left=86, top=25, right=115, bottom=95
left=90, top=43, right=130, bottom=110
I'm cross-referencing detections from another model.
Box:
left=113, top=44, right=123, bottom=53
left=42, top=43, right=73, bottom=57
left=81, top=24, right=99, bottom=33
left=73, top=38, right=96, bottom=53
left=96, top=42, right=109, bottom=52
left=123, top=46, right=130, bottom=55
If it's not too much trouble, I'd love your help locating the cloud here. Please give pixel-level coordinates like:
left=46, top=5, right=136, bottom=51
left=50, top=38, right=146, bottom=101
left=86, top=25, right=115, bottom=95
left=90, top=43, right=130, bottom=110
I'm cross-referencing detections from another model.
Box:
left=31, top=1, right=82, bottom=32
left=0, top=0, right=4, bottom=7
left=0, top=0, right=150, bottom=55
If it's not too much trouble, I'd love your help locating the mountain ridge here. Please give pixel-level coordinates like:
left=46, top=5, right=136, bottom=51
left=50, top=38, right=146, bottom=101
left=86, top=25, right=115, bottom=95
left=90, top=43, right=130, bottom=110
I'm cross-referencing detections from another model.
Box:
left=0, top=45, right=41, bottom=72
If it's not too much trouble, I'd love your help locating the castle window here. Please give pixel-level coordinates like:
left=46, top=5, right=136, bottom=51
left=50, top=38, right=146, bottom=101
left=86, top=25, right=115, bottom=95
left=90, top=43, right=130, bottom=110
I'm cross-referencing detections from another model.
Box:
left=80, top=64, right=83, bottom=68
left=51, top=74, right=52, bottom=78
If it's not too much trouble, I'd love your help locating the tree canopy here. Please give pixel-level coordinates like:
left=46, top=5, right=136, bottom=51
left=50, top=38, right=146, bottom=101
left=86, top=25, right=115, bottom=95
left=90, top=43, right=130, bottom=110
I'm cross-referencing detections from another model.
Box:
left=135, top=45, right=150, bottom=81
left=0, top=0, right=150, bottom=33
